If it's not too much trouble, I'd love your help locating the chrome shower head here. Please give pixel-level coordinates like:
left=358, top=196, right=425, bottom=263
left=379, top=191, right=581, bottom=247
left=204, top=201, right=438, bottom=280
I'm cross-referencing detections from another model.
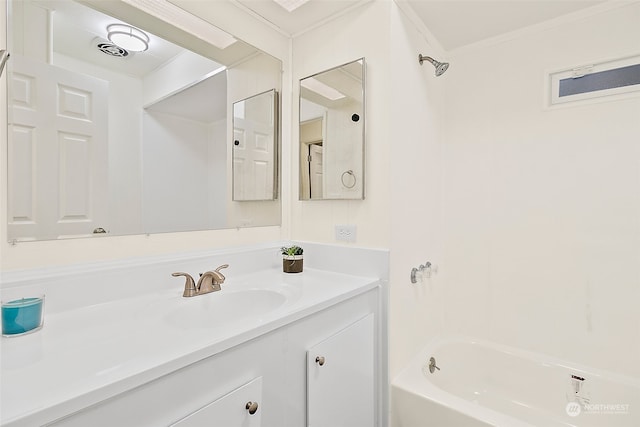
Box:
left=418, top=54, right=449, bottom=76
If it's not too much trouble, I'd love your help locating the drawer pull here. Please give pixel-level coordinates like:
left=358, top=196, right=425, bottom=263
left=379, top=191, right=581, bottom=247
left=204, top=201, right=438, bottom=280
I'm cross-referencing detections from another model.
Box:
left=315, top=356, right=325, bottom=366
left=245, top=401, right=259, bottom=415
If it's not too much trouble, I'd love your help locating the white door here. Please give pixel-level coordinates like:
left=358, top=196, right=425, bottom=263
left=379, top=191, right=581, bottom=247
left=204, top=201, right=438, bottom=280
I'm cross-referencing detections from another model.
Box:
left=233, top=91, right=275, bottom=201
left=307, top=314, right=375, bottom=427
left=309, top=144, right=324, bottom=199
left=8, top=55, right=108, bottom=240
left=171, top=377, right=262, bottom=426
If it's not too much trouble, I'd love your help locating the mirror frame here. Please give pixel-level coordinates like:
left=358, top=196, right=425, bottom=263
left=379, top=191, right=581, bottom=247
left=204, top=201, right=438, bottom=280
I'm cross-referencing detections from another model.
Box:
left=298, top=58, right=365, bottom=201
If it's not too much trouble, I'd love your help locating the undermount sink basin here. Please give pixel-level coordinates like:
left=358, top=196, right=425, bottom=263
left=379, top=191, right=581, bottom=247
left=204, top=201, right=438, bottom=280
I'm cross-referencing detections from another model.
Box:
left=164, top=289, right=287, bottom=329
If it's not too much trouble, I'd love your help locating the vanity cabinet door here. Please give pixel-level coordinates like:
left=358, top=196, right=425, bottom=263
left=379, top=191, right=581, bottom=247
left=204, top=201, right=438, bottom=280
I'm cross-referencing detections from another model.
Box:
left=306, top=314, right=374, bottom=427
left=170, top=377, right=262, bottom=427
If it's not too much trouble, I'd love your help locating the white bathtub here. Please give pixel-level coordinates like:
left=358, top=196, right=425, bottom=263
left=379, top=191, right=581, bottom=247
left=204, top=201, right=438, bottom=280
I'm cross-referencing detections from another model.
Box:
left=392, top=336, right=640, bottom=427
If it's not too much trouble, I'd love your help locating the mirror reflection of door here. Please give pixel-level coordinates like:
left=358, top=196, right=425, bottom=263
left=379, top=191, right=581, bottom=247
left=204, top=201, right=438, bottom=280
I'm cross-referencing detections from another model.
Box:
left=232, top=90, right=277, bottom=201
left=300, top=116, right=325, bottom=199
left=8, top=55, right=108, bottom=240
left=309, top=145, right=324, bottom=199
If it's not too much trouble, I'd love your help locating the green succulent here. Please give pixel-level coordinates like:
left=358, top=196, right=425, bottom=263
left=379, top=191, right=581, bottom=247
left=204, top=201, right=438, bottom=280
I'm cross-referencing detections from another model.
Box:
left=281, top=245, right=303, bottom=256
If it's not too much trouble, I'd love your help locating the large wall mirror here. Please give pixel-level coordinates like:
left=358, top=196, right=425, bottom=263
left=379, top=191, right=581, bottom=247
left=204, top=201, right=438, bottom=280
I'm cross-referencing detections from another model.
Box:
left=6, top=0, right=281, bottom=242
left=299, top=58, right=365, bottom=200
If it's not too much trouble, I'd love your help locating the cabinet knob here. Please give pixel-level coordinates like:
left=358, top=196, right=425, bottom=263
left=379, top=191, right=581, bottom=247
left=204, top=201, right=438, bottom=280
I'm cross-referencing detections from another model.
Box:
left=315, top=356, right=325, bottom=366
left=245, top=401, right=259, bottom=415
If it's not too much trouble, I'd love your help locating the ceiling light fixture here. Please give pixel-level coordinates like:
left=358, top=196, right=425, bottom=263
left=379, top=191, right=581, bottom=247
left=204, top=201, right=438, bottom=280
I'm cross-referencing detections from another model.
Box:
left=107, top=24, right=149, bottom=52
left=301, top=77, right=346, bottom=101
left=273, top=0, right=311, bottom=12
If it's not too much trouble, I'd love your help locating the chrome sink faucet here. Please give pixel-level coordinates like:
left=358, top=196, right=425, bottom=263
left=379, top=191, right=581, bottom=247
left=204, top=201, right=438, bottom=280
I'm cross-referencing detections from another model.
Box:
left=172, top=264, right=229, bottom=297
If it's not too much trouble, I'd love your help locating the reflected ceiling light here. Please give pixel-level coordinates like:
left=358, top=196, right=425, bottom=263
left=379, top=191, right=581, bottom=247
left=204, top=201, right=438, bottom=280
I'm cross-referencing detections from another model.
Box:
left=107, top=24, right=149, bottom=52
left=273, top=0, right=311, bottom=12
left=301, top=77, right=346, bottom=101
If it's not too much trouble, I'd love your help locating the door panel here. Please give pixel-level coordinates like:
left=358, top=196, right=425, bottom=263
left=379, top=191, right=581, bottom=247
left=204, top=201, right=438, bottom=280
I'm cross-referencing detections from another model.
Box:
left=233, top=116, right=274, bottom=200
left=8, top=55, right=108, bottom=240
left=232, top=90, right=276, bottom=201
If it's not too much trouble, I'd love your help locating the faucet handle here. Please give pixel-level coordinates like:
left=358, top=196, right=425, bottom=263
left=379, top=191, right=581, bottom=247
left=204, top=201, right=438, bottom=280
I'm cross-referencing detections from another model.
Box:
left=172, top=272, right=197, bottom=297
left=214, top=264, right=229, bottom=283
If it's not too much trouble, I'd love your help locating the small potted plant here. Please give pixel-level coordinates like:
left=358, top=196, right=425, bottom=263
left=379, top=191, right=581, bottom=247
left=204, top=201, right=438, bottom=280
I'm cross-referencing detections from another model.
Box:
left=281, top=245, right=304, bottom=273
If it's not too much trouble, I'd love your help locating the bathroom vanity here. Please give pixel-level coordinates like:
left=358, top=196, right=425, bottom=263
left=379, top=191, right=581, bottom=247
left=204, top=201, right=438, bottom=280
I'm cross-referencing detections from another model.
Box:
left=0, top=243, right=388, bottom=427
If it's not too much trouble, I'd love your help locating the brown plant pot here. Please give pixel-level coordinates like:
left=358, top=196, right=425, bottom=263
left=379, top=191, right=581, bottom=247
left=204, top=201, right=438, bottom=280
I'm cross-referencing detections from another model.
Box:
left=283, top=256, right=303, bottom=273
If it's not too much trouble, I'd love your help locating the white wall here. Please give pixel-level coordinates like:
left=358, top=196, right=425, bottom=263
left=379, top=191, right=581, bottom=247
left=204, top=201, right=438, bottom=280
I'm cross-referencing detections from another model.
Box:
left=289, top=1, right=447, bottom=382
left=443, top=3, right=640, bottom=377
left=226, top=53, right=282, bottom=228
left=0, top=0, right=289, bottom=270
left=142, top=111, right=216, bottom=233
left=324, top=98, right=364, bottom=198
left=388, top=3, right=446, bottom=378
left=208, top=119, right=228, bottom=228
left=291, top=1, right=392, bottom=247
left=9, top=0, right=48, bottom=62
left=289, top=0, right=640, bottom=385
left=142, top=50, right=222, bottom=106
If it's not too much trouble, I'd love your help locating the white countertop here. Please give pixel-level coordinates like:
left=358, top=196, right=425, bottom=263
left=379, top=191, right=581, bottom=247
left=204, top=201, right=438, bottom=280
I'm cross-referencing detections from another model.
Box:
left=1, top=268, right=379, bottom=426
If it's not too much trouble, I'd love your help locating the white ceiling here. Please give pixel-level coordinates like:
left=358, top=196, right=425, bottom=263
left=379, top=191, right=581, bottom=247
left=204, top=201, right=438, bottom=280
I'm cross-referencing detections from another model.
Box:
left=405, top=0, right=607, bottom=51
left=236, top=0, right=607, bottom=50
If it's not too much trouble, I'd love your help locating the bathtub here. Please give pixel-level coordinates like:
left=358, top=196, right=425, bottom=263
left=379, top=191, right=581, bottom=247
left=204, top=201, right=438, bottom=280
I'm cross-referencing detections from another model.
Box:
left=392, top=336, right=639, bottom=427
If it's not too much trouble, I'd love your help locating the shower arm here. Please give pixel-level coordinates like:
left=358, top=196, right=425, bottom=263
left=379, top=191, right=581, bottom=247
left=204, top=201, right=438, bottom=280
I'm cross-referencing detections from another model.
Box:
left=418, top=54, right=434, bottom=66
left=418, top=53, right=449, bottom=77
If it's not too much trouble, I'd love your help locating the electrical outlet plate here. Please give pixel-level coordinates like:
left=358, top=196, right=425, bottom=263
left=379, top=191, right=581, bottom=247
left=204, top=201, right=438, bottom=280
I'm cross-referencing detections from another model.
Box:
left=335, top=225, right=357, bottom=242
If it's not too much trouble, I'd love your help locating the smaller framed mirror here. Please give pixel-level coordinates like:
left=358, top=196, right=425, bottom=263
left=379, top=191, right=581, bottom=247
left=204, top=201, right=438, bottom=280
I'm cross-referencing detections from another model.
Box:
left=232, top=89, right=279, bottom=201
left=299, top=58, right=365, bottom=200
